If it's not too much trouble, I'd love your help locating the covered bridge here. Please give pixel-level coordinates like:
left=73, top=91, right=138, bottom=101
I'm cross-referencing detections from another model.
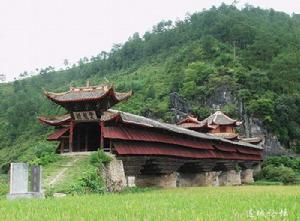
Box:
left=39, top=82, right=263, bottom=187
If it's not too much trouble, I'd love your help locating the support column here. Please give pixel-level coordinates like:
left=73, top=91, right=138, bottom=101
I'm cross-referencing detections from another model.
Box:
left=84, top=127, right=88, bottom=152
left=69, top=120, right=74, bottom=152
left=253, top=162, right=262, bottom=176
left=178, top=172, right=221, bottom=187
left=100, top=121, right=104, bottom=150
left=135, top=173, right=177, bottom=188
left=219, top=170, right=241, bottom=186
left=241, top=169, right=254, bottom=184
left=60, top=140, right=64, bottom=154
left=77, top=126, right=80, bottom=152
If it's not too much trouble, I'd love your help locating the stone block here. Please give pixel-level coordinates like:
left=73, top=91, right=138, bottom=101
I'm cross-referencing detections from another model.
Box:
left=135, top=173, right=177, bottom=188
left=178, top=172, right=220, bottom=187
left=31, top=166, right=42, bottom=192
left=241, top=169, right=254, bottom=184
left=127, top=176, right=136, bottom=187
left=9, top=163, right=28, bottom=194
left=219, top=170, right=241, bottom=186
left=7, top=163, right=44, bottom=200
left=102, top=157, right=127, bottom=192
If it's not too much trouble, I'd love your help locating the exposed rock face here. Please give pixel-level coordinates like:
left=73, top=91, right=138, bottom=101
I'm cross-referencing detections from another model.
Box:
left=169, top=85, right=288, bottom=155
left=205, top=85, right=236, bottom=110
left=204, top=85, right=287, bottom=156
left=169, top=92, right=189, bottom=123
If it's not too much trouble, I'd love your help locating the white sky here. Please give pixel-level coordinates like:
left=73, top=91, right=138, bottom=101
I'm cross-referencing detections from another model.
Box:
left=1, top=0, right=300, bottom=81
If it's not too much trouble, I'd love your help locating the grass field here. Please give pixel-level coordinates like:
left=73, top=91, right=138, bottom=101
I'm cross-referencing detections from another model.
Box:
left=0, top=185, right=298, bottom=221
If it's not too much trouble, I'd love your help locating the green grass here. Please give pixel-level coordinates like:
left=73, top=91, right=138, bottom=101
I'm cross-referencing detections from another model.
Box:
left=43, top=155, right=93, bottom=193
left=0, top=186, right=299, bottom=220
left=0, top=174, right=8, bottom=199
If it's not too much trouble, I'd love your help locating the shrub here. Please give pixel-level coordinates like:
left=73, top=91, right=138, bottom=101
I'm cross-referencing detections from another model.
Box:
left=0, top=175, right=8, bottom=196
left=89, top=149, right=112, bottom=167
left=263, top=156, right=300, bottom=170
left=255, top=165, right=296, bottom=184
left=18, top=141, right=61, bottom=166
left=68, top=168, right=106, bottom=194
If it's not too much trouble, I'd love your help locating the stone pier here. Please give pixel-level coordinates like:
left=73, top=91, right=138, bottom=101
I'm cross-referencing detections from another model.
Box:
left=135, top=173, right=177, bottom=188
left=218, top=170, right=241, bottom=186
left=178, top=172, right=220, bottom=187
left=241, top=169, right=254, bottom=184
left=102, top=157, right=127, bottom=192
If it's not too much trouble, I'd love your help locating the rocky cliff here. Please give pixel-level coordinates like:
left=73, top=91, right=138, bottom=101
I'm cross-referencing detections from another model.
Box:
left=170, top=86, right=288, bottom=156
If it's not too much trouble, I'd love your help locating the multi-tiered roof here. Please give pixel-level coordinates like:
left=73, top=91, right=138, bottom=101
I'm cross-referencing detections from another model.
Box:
left=178, top=111, right=262, bottom=144
left=44, top=83, right=132, bottom=115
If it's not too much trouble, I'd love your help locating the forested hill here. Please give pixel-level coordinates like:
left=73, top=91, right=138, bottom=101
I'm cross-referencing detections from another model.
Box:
left=1, top=4, right=300, bottom=171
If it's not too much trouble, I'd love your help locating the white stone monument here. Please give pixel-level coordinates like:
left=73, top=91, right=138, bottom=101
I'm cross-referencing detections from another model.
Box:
left=7, top=163, right=44, bottom=199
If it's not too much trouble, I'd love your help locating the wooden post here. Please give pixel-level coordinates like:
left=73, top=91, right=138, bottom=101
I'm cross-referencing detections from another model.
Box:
left=77, top=126, right=80, bottom=152
left=85, top=127, right=88, bottom=152
left=69, top=120, right=74, bottom=152
left=60, top=140, right=64, bottom=154
left=100, top=121, right=104, bottom=150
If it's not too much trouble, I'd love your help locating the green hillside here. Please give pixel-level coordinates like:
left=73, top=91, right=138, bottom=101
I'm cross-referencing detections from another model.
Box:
left=1, top=4, right=300, bottom=171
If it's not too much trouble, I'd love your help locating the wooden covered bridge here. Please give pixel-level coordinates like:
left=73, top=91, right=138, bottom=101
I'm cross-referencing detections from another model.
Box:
left=39, top=83, right=263, bottom=187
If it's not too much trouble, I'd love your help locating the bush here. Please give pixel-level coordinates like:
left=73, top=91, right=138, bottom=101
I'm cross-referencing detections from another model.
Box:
left=0, top=175, right=8, bottom=197
left=68, top=168, right=106, bottom=194
left=263, top=156, right=300, bottom=170
left=18, top=141, right=61, bottom=166
left=255, top=165, right=296, bottom=184
left=90, top=149, right=112, bottom=167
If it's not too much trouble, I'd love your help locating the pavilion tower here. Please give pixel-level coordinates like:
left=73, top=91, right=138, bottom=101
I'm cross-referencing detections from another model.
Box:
left=177, top=111, right=242, bottom=140
left=39, top=83, right=132, bottom=153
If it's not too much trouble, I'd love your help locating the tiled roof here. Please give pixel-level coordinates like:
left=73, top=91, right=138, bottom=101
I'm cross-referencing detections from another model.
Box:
left=44, top=83, right=132, bottom=103
left=102, top=110, right=263, bottom=150
left=47, top=127, right=69, bottom=141
left=202, top=111, right=242, bottom=126
left=38, top=114, right=71, bottom=126
left=240, top=137, right=263, bottom=144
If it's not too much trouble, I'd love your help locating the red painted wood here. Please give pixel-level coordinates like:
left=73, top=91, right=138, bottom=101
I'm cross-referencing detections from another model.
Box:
left=69, top=120, right=74, bottom=152
left=47, top=127, right=69, bottom=141
left=112, top=141, right=261, bottom=161
left=103, top=126, right=214, bottom=150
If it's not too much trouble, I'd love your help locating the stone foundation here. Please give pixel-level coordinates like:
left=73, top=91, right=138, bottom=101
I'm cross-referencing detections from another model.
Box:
left=135, top=173, right=177, bottom=188
left=219, top=170, right=241, bottom=186
left=102, top=157, right=127, bottom=192
left=178, top=172, right=221, bottom=187
left=241, top=169, right=254, bottom=184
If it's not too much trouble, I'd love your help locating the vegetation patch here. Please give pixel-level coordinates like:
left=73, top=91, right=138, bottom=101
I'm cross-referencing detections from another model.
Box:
left=0, top=174, right=8, bottom=198
left=0, top=186, right=299, bottom=220
left=255, top=156, right=300, bottom=184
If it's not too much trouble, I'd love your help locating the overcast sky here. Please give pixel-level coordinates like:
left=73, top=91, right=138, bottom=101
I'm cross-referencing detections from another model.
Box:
left=1, top=0, right=299, bottom=81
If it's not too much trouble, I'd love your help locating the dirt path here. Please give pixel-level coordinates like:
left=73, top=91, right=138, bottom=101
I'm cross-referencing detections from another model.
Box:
left=45, top=157, right=79, bottom=188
